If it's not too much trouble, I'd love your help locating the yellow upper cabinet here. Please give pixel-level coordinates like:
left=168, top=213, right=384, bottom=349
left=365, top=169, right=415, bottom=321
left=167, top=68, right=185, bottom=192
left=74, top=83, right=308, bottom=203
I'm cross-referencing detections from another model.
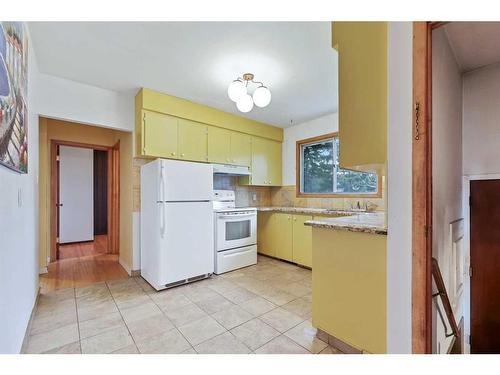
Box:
left=248, top=136, right=282, bottom=186
left=230, top=132, right=252, bottom=167
left=332, top=22, right=387, bottom=172
left=207, top=126, right=231, bottom=164
left=142, top=110, right=178, bottom=158
left=178, top=118, right=208, bottom=162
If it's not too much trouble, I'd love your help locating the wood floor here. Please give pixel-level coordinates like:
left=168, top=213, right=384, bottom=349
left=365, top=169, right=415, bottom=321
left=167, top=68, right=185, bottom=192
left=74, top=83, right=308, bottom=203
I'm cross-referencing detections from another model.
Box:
left=58, top=234, right=108, bottom=259
left=40, top=235, right=128, bottom=293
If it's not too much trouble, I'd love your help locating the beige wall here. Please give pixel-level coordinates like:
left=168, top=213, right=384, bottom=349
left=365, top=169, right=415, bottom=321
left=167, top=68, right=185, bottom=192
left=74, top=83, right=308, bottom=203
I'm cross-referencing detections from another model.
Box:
left=463, top=62, right=500, bottom=175
left=431, top=28, right=464, bottom=354
left=38, top=118, right=133, bottom=271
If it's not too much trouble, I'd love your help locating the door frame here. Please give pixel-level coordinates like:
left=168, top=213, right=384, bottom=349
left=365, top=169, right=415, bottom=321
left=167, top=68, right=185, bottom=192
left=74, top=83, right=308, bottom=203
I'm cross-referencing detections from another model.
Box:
left=50, top=139, right=120, bottom=261
left=412, top=21, right=449, bottom=353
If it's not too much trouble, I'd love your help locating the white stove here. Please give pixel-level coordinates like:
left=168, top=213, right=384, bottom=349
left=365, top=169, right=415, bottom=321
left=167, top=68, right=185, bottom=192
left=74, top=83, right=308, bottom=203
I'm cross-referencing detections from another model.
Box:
left=212, top=190, right=257, bottom=274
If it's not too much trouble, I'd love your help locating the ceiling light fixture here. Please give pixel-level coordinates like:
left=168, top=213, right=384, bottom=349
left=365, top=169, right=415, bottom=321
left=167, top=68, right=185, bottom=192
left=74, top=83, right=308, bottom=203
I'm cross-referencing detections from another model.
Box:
left=228, top=73, right=271, bottom=113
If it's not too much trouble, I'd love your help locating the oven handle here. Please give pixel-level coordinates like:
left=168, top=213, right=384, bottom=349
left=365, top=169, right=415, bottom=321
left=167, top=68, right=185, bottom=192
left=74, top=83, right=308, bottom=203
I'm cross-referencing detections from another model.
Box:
left=218, top=212, right=256, bottom=219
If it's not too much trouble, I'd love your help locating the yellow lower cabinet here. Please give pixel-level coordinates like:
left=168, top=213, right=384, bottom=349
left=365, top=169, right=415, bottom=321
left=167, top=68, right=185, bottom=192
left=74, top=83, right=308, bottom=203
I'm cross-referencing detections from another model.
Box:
left=178, top=118, right=208, bottom=162
left=257, top=212, right=275, bottom=257
left=208, top=126, right=231, bottom=164
left=142, top=110, right=178, bottom=158
left=275, top=213, right=293, bottom=262
left=292, top=215, right=312, bottom=268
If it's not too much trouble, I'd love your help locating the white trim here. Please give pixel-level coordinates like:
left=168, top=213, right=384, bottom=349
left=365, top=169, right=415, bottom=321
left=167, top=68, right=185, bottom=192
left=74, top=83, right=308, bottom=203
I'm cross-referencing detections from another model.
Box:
left=462, top=173, right=500, bottom=354
left=38, top=267, right=48, bottom=275
left=118, top=257, right=132, bottom=276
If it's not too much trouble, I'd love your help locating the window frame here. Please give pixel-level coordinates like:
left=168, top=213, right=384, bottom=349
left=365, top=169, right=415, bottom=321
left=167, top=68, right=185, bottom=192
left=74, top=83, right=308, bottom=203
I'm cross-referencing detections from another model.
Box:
left=295, top=132, right=382, bottom=198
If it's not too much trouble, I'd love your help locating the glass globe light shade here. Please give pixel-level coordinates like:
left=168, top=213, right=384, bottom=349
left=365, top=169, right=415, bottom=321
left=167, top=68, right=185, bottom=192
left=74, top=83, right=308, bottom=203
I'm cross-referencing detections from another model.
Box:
left=252, top=86, right=271, bottom=107
left=236, top=94, right=254, bottom=113
left=227, top=80, right=247, bottom=102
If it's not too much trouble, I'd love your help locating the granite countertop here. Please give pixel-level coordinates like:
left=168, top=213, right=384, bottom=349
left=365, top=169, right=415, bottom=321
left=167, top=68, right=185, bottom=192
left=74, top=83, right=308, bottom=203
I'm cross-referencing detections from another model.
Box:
left=304, top=211, right=387, bottom=235
left=256, top=206, right=355, bottom=216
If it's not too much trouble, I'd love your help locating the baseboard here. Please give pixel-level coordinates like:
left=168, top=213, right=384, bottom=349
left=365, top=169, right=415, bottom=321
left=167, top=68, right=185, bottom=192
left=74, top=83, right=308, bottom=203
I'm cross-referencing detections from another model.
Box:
left=118, top=257, right=132, bottom=276
left=316, top=328, right=364, bottom=354
left=131, top=269, right=141, bottom=277
left=20, top=287, right=41, bottom=354
left=39, top=267, right=48, bottom=275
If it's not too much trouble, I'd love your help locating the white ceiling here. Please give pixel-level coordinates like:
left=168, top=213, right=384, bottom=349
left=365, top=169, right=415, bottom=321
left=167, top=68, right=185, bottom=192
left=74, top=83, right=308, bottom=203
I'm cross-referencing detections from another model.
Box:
left=29, top=22, right=338, bottom=127
left=445, top=22, right=500, bottom=72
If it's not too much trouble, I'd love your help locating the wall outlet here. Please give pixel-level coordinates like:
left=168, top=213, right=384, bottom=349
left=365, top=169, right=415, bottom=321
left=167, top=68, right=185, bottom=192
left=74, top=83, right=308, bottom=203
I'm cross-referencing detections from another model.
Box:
left=252, top=193, right=257, bottom=201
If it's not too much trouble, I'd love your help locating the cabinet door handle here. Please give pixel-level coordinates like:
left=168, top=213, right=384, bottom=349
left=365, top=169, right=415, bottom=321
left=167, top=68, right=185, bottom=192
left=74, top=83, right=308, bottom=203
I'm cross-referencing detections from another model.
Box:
left=181, top=153, right=185, bottom=157
left=171, top=152, right=176, bottom=156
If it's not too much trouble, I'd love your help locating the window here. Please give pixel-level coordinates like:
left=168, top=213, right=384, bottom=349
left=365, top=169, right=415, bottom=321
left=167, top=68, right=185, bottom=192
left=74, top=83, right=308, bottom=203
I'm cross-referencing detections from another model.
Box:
left=297, top=133, right=380, bottom=196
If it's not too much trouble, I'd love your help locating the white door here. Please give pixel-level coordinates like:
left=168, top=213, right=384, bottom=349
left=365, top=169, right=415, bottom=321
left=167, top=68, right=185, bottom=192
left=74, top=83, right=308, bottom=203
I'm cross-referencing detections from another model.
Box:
left=59, top=146, right=94, bottom=244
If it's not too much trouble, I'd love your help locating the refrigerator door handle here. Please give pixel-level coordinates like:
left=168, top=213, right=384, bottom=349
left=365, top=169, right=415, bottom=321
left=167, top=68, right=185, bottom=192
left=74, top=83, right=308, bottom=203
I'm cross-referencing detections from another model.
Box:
left=160, top=201, right=166, bottom=238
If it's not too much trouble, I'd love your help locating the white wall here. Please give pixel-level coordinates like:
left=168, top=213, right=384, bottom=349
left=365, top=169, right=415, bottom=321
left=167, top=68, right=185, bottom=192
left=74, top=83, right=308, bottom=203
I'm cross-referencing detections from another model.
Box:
left=463, top=62, right=500, bottom=176
left=282, top=113, right=338, bottom=185
left=0, top=25, right=40, bottom=353
left=386, top=21, right=413, bottom=354
left=37, top=73, right=134, bottom=132
left=432, top=28, right=463, bottom=353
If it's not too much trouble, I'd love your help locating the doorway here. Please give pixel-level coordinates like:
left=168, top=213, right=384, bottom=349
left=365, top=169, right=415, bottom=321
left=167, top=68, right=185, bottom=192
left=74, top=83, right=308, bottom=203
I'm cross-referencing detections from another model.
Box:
left=50, top=140, right=120, bottom=262
left=470, top=179, right=500, bottom=353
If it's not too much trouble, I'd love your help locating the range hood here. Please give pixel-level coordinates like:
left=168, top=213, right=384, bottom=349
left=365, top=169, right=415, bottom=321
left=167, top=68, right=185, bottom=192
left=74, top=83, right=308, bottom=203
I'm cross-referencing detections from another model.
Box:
left=212, top=163, right=251, bottom=176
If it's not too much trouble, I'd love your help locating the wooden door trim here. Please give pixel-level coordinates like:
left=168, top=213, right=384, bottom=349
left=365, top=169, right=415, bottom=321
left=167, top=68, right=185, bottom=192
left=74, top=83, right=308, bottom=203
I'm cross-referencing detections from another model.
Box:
left=412, top=21, right=448, bottom=354
left=50, top=139, right=120, bottom=261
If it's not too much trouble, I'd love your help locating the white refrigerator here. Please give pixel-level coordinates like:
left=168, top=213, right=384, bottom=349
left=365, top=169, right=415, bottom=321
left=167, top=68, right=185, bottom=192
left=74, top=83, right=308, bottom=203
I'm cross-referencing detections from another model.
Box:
left=141, top=159, right=214, bottom=290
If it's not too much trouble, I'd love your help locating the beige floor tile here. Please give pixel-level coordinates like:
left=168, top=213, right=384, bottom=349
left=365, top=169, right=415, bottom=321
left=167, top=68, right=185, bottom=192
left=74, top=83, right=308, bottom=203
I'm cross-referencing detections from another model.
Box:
left=26, top=323, right=79, bottom=354
left=284, top=320, right=328, bottom=353
left=164, top=302, right=208, bottom=327
left=239, top=297, right=277, bottom=317
left=194, top=332, right=251, bottom=354
left=221, top=287, right=257, bottom=304
left=133, top=277, right=155, bottom=293
left=119, top=300, right=161, bottom=324
left=126, top=314, right=175, bottom=341
left=79, top=311, right=125, bottom=339
left=135, top=329, right=191, bottom=354
left=30, top=306, right=78, bottom=336
left=37, top=288, right=75, bottom=307
left=36, top=298, right=76, bottom=318
left=113, top=292, right=151, bottom=310
left=180, top=347, right=197, bottom=354
left=182, top=285, right=220, bottom=303
left=211, top=305, right=253, bottom=330
left=259, top=288, right=296, bottom=306
left=80, top=326, right=134, bottom=354
left=178, top=316, right=226, bottom=346
left=260, top=308, right=304, bottom=333
left=77, top=298, right=118, bottom=322
left=195, top=294, right=235, bottom=315
left=230, top=318, right=280, bottom=350
left=75, top=282, right=108, bottom=298
left=282, top=297, right=312, bottom=319
left=151, top=290, right=192, bottom=312
left=254, top=335, right=309, bottom=354
left=42, top=341, right=81, bottom=354
left=111, top=344, right=139, bottom=354
left=206, top=278, right=241, bottom=294
left=319, top=345, right=342, bottom=354
left=277, top=282, right=311, bottom=297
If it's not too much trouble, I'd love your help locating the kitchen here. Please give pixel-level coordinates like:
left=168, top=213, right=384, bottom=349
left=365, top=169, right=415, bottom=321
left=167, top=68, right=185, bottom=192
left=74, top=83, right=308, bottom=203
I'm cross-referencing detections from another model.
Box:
left=7, top=21, right=389, bottom=355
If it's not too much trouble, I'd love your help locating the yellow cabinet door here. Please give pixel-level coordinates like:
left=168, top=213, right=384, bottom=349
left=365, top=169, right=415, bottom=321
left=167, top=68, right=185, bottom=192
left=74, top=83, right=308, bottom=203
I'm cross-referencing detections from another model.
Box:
left=333, top=22, right=387, bottom=170
left=249, top=136, right=282, bottom=186
left=257, top=212, right=275, bottom=257
left=275, top=213, right=293, bottom=262
left=230, top=132, right=252, bottom=167
left=142, top=110, right=178, bottom=158
left=207, top=126, right=231, bottom=164
left=178, top=119, right=208, bottom=162
left=292, top=214, right=313, bottom=268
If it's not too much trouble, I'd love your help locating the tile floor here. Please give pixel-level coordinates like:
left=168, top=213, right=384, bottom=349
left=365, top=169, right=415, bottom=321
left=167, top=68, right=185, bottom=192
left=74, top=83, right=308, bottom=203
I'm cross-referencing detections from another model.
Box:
left=25, top=255, right=341, bottom=354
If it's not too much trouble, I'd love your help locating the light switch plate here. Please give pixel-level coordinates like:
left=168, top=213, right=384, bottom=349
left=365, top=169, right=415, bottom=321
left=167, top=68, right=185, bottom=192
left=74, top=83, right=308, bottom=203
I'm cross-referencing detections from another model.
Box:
left=18, top=188, right=23, bottom=207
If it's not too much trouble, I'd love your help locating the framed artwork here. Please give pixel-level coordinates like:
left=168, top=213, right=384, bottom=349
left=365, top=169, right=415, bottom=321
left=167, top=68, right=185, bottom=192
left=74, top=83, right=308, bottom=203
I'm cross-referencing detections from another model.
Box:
left=0, top=22, right=28, bottom=173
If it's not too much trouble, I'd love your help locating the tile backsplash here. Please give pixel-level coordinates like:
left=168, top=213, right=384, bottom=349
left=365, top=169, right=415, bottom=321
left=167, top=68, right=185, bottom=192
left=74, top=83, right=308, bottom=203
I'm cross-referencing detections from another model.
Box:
left=133, top=160, right=385, bottom=212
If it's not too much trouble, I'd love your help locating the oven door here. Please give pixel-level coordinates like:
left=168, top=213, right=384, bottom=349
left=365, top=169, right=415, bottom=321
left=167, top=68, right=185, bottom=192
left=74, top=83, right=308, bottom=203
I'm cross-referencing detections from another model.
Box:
left=216, top=211, right=257, bottom=251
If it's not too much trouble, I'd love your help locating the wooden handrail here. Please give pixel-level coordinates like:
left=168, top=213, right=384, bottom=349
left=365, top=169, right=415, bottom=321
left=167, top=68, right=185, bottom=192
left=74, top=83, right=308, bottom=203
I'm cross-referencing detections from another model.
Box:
left=431, top=257, right=460, bottom=339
